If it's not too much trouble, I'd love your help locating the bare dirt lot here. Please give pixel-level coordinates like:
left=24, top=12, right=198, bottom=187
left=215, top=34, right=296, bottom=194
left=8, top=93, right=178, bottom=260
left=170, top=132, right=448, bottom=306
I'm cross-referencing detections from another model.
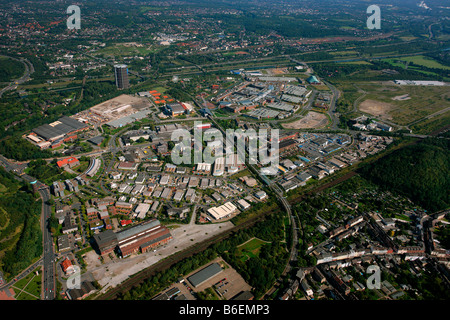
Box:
left=268, top=67, right=288, bottom=75
left=89, top=94, right=151, bottom=120
left=359, top=99, right=394, bottom=121
left=85, top=220, right=234, bottom=294
left=282, top=111, right=329, bottom=129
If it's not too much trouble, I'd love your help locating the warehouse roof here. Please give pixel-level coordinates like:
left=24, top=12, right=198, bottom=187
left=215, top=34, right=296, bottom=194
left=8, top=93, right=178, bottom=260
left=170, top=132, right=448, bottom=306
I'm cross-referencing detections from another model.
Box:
left=105, top=109, right=152, bottom=128
left=116, top=219, right=161, bottom=242
left=93, top=229, right=118, bottom=247
left=140, top=231, right=172, bottom=250
left=33, top=116, right=88, bottom=140
left=88, top=136, right=105, bottom=145
left=279, top=139, right=298, bottom=149
left=187, top=263, right=223, bottom=287
left=207, top=202, right=237, bottom=220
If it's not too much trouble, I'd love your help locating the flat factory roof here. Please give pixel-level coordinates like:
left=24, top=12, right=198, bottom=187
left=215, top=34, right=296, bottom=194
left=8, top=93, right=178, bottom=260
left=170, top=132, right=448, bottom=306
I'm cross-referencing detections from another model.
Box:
left=187, top=263, right=223, bottom=288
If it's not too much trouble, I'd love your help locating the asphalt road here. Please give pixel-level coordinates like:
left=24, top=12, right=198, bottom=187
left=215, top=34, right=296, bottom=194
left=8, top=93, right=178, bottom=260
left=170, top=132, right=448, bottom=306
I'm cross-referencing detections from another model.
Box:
left=322, top=80, right=341, bottom=130
left=0, top=155, right=55, bottom=299
left=39, top=188, right=56, bottom=300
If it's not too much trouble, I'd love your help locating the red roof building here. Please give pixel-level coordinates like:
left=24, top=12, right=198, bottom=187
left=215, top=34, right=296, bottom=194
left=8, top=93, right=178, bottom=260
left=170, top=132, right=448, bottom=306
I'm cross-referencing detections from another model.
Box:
left=57, top=157, right=79, bottom=168
left=61, top=258, right=75, bottom=274
left=120, top=219, right=132, bottom=227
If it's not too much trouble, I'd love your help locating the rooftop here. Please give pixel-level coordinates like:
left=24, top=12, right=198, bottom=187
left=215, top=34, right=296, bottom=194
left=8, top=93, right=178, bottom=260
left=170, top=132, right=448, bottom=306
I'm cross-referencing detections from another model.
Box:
left=187, top=263, right=223, bottom=287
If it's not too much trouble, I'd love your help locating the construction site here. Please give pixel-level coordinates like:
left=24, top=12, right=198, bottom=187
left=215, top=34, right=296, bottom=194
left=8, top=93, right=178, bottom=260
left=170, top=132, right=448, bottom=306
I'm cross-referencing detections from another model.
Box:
left=73, top=94, right=152, bottom=128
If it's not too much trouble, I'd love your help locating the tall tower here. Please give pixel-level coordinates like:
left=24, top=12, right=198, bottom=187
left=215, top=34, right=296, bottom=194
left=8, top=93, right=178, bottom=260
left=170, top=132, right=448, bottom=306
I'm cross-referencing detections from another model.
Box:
left=114, top=64, right=129, bottom=89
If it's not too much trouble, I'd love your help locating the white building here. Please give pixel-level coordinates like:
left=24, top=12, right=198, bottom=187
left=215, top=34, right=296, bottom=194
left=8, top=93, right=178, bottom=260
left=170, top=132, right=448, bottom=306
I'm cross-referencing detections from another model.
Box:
left=213, top=157, right=225, bottom=176
left=237, top=199, right=251, bottom=210
left=254, top=190, right=267, bottom=200
left=134, top=203, right=150, bottom=219
left=207, top=202, right=237, bottom=220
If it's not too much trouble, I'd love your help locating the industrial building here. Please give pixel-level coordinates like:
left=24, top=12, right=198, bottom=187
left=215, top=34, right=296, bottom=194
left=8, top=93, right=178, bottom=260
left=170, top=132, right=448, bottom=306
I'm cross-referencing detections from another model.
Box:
left=278, top=139, right=298, bottom=153
left=237, top=199, right=251, bottom=210
left=93, top=229, right=118, bottom=256
left=106, top=109, right=152, bottom=128
left=134, top=203, right=151, bottom=219
left=93, top=219, right=172, bottom=257
left=187, top=263, right=223, bottom=288
left=254, top=190, right=268, bottom=200
left=207, top=202, right=237, bottom=220
left=31, top=116, right=89, bottom=143
left=165, top=102, right=186, bottom=117
left=247, top=107, right=280, bottom=119
left=116, top=219, right=172, bottom=257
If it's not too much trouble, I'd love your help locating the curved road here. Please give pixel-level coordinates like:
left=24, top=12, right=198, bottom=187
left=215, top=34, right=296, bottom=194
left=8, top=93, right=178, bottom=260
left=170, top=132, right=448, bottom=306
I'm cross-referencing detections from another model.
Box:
left=0, top=55, right=34, bottom=97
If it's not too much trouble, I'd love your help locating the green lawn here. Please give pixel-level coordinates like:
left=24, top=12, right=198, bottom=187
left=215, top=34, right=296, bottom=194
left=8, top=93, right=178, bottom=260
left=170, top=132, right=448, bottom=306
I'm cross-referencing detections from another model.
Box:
left=73, top=160, right=90, bottom=174
left=397, top=55, right=450, bottom=70
left=236, top=237, right=270, bottom=262
left=12, top=267, right=42, bottom=300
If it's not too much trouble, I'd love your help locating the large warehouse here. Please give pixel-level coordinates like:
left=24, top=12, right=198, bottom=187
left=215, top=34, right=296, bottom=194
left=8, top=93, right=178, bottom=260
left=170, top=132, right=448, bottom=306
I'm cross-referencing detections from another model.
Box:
left=207, top=202, right=237, bottom=220
left=187, top=263, right=223, bottom=288
left=32, top=116, right=89, bottom=142
left=93, top=219, right=172, bottom=257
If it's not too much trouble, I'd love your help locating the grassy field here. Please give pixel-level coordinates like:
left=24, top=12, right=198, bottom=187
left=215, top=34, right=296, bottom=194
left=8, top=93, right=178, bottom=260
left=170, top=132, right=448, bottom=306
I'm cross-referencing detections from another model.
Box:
left=336, top=81, right=450, bottom=130
left=93, top=43, right=156, bottom=58
left=383, top=55, right=450, bottom=71
left=229, top=168, right=251, bottom=179
left=236, top=237, right=270, bottom=262
left=411, top=112, right=450, bottom=135
left=11, top=267, right=42, bottom=300
left=340, top=61, right=373, bottom=65
left=381, top=54, right=450, bottom=81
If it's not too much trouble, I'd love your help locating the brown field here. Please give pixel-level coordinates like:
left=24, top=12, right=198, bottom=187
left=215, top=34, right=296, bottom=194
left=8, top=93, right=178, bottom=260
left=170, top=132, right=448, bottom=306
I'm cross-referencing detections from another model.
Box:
left=359, top=99, right=394, bottom=121
left=282, top=111, right=329, bottom=129
left=270, top=68, right=288, bottom=75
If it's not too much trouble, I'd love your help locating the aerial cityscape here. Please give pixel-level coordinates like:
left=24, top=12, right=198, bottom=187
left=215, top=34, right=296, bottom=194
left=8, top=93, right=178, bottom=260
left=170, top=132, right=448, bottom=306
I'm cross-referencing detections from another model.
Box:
left=0, top=0, right=449, bottom=309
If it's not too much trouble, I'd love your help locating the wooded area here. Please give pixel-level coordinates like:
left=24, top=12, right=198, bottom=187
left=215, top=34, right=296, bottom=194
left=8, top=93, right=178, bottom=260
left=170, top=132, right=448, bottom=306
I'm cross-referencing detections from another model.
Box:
left=0, top=167, right=42, bottom=280
left=358, top=138, right=450, bottom=213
